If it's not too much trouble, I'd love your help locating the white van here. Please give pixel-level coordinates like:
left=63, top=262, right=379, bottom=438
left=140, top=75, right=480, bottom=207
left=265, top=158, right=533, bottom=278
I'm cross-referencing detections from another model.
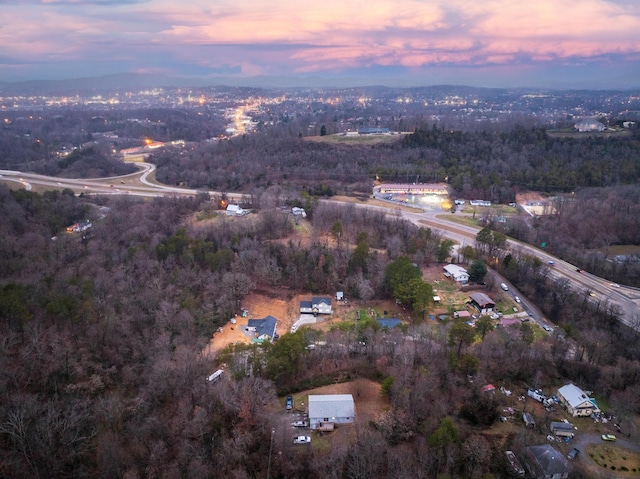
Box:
left=500, top=283, right=509, bottom=291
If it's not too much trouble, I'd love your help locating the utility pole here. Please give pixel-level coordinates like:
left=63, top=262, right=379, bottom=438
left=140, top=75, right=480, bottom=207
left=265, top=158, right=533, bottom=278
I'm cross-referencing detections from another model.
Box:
left=267, top=427, right=275, bottom=478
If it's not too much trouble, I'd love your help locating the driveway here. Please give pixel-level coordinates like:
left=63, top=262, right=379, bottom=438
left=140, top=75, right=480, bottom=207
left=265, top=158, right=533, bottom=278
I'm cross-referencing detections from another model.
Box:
left=572, top=433, right=640, bottom=454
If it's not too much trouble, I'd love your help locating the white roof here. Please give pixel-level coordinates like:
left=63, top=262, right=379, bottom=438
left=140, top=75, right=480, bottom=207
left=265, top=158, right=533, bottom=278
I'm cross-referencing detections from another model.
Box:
left=309, top=394, right=354, bottom=419
left=444, top=264, right=468, bottom=276
left=558, top=383, right=599, bottom=410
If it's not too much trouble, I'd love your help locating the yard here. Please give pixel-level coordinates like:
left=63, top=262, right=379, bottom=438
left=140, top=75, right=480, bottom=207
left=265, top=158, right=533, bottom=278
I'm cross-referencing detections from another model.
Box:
left=586, top=443, right=640, bottom=475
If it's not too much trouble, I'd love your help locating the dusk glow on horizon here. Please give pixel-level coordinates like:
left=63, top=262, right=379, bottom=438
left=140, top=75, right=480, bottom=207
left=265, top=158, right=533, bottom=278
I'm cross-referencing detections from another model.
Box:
left=2, top=0, right=640, bottom=88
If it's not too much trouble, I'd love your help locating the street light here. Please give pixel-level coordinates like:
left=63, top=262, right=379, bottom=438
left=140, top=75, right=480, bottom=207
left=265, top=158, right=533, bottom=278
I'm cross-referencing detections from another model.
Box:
left=267, top=427, right=275, bottom=479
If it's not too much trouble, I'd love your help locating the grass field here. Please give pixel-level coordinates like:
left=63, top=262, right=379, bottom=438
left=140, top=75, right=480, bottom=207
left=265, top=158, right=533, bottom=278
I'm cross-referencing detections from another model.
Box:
left=586, top=443, right=640, bottom=475
left=304, top=134, right=404, bottom=145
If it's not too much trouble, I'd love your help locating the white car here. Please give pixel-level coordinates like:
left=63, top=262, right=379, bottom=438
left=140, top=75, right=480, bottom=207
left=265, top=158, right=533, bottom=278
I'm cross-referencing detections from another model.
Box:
left=292, top=420, right=309, bottom=428
left=514, top=296, right=521, bottom=303
left=543, top=325, right=552, bottom=332
left=293, top=435, right=311, bottom=444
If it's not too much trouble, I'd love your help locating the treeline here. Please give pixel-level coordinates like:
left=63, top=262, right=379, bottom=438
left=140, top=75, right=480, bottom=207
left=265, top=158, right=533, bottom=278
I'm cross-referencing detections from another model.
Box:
left=151, top=125, right=640, bottom=204
left=481, top=185, right=640, bottom=286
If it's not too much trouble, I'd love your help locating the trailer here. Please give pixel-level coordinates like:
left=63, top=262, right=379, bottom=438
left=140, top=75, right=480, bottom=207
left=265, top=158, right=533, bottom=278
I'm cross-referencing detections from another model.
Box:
left=207, top=369, right=224, bottom=383
left=528, top=388, right=553, bottom=407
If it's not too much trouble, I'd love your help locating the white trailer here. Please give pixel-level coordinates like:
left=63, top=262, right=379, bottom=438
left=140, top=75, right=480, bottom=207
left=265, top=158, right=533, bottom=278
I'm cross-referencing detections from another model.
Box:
left=207, top=369, right=224, bottom=383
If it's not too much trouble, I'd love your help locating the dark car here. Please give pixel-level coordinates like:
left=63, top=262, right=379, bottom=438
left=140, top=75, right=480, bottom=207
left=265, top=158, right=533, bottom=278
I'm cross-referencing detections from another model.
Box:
left=286, top=395, right=293, bottom=410
left=567, top=448, right=580, bottom=460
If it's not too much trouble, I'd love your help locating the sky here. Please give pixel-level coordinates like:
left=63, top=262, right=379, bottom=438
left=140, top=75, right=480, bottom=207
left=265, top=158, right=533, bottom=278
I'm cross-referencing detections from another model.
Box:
left=2, top=0, right=640, bottom=88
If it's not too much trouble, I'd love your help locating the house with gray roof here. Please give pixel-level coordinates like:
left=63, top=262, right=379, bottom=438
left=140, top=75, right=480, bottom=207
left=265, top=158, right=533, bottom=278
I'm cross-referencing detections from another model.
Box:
left=308, top=394, right=355, bottom=430
left=524, top=444, right=569, bottom=479
left=300, top=297, right=332, bottom=315
left=557, top=383, right=600, bottom=417
left=246, top=315, right=278, bottom=341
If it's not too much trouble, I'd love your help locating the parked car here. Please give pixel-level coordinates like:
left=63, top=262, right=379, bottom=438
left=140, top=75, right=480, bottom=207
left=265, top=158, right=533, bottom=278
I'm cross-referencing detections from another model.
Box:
left=292, top=420, right=309, bottom=428
left=286, top=395, right=293, bottom=410
left=567, top=448, right=580, bottom=460
left=293, top=435, right=311, bottom=444
left=601, top=434, right=616, bottom=442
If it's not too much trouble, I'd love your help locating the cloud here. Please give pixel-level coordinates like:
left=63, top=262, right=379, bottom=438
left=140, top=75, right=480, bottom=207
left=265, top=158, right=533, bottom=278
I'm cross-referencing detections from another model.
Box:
left=1, top=0, right=639, bottom=85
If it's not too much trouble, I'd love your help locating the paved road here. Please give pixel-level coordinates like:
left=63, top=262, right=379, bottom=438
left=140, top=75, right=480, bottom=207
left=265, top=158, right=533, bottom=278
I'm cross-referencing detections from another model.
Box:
left=2, top=167, right=639, bottom=329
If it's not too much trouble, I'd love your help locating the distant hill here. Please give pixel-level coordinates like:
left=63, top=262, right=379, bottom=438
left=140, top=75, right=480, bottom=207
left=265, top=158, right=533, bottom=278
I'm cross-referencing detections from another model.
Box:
left=1, top=72, right=637, bottom=96
left=0, top=72, right=515, bottom=96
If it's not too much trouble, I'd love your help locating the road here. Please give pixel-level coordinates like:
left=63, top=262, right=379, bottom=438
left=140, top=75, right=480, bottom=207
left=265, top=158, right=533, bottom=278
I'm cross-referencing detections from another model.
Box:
left=2, top=166, right=639, bottom=329
left=399, top=208, right=640, bottom=330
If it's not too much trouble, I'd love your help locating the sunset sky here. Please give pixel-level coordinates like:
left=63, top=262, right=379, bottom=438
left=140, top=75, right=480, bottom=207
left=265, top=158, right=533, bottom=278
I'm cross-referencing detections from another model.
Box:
left=2, top=0, right=640, bottom=88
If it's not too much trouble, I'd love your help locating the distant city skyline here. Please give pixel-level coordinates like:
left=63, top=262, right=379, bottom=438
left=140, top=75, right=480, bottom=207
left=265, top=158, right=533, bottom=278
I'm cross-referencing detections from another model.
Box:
left=2, top=0, right=640, bottom=89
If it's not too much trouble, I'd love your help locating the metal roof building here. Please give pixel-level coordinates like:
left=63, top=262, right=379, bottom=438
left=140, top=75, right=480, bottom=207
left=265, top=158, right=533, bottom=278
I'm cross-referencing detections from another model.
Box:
left=308, top=394, right=355, bottom=430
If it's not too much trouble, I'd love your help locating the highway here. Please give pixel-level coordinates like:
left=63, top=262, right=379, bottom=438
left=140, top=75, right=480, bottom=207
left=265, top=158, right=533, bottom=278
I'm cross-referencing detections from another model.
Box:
left=2, top=166, right=639, bottom=328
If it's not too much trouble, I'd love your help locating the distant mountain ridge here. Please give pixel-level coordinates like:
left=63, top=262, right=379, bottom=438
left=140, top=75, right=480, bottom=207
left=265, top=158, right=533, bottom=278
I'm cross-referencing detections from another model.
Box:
left=0, top=72, right=637, bottom=96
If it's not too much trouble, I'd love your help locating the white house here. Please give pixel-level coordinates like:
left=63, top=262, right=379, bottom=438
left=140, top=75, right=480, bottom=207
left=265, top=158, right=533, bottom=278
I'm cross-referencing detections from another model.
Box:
left=557, top=384, right=600, bottom=417
left=226, top=204, right=247, bottom=216
left=443, top=264, right=469, bottom=284
left=300, top=297, right=332, bottom=315
left=308, top=394, right=355, bottom=430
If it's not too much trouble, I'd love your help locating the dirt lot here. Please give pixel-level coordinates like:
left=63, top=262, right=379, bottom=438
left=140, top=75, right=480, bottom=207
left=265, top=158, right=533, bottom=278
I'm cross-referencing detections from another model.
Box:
left=204, top=265, right=476, bottom=357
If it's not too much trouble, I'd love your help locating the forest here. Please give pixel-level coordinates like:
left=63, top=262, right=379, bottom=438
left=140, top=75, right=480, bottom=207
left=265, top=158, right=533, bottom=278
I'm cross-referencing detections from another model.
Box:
left=1, top=184, right=640, bottom=478
left=2, top=101, right=640, bottom=477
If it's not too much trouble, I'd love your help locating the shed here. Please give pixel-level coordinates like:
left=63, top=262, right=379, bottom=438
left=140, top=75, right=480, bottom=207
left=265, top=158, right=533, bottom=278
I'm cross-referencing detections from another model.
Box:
left=550, top=421, right=574, bottom=438
left=523, top=412, right=536, bottom=428
left=308, top=394, right=355, bottom=430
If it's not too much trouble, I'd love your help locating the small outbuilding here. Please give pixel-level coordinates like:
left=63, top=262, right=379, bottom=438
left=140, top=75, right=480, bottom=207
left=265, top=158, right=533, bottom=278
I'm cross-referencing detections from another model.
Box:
left=523, top=412, right=536, bottom=428
left=308, top=394, right=355, bottom=430
left=550, top=421, right=575, bottom=438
